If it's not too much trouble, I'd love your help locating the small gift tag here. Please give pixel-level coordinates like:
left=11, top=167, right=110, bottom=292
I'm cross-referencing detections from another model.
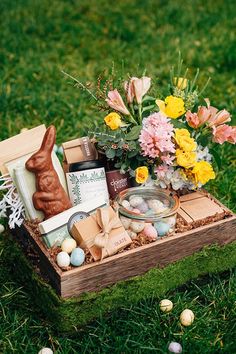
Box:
left=71, top=206, right=132, bottom=260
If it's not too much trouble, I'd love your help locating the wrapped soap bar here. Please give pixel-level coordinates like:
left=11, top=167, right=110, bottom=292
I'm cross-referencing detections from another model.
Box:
left=39, top=197, right=106, bottom=248
left=71, top=206, right=132, bottom=260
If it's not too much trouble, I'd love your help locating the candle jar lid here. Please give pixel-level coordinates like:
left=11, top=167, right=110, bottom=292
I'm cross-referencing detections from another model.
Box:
left=69, top=160, right=104, bottom=172
left=116, top=187, right=179, bottom=223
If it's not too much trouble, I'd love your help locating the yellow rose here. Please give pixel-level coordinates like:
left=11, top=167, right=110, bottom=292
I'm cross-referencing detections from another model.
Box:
left=104, top=112, right=122, bottom=130
left=173, top=77, right=188, bottom=90
left=175, top=128, right=196, bottom=152
left=156, top=95, right=185, bottom=119
left=135, top=166, right=149, bottom=184
left=192, top=161, right=216, bottom=185
left=176, top=149, right=196, bottom=169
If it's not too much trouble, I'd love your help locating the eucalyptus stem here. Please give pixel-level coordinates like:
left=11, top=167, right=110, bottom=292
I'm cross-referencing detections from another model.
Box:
left=62, top=70, right=98, bottom=101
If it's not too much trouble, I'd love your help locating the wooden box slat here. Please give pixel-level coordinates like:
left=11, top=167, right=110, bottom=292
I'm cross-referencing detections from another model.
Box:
left=12, top=192, right=236, bottom=299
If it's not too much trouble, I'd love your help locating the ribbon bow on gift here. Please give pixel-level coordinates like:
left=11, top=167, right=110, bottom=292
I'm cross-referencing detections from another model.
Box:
left=93, top=208, right=121, bottom=260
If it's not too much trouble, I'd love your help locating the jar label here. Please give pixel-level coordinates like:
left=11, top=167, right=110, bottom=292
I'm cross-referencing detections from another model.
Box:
left=66, top=167, right=109, bottom=206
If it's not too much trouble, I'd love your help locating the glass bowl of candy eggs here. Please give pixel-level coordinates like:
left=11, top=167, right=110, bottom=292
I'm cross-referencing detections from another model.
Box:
left=115, top=187, right=180, bottom=241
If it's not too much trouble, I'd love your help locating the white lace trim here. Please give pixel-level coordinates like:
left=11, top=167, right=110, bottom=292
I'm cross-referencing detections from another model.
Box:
left=0, top=173, right=25, bottom=229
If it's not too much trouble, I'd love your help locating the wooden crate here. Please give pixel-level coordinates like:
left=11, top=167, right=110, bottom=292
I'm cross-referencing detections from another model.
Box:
left=12, top=191, right=236, bottom=299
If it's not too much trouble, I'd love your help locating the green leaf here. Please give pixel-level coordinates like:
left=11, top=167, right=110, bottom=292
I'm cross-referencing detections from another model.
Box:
left=126, top=125, right=142, bottom=140
left=128, top=150, right=138, bottom=158
left=105, top=148, right=116, bottom=159
left=210, top=148, right=222, bottom=169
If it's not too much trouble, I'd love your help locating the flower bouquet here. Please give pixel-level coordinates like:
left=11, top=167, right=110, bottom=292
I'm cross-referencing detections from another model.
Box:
left=63, top=58, right=235, bottom=192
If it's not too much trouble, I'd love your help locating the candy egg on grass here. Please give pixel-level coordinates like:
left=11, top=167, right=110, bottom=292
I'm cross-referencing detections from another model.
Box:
left=56, top=251, right=70, bottom=268
left=159, top=299, right=173, bottom=313
left=120, top=216, right=131, bottom=230
left=168, top=342, right=182, bottom=353
left=154, top=221, right=170, bottom=237
left=180, top=309, right=195, bottom=326
left=129, top=196, right=144, bottom=208
left=0, top=224, right=5, bottom=234
left=20, top=127, right=28, bottom=133
left=38, top=348, right=53, bottom=354
left=70, top=247, right=85, bottom=267
left=130, top=221, right=145, bottom=233
left=143, top=224, right=158, bottom=241
left=127, top=230, right=137, bottom=240
left=61, top=238, right=77, bottom=254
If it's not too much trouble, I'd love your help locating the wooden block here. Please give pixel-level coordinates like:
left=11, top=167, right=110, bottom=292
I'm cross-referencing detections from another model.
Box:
left=179, top=191, right=205, bottom=202
left=180, top=196, right=224, bottom=222
left=0, top=125, right=46, bottom=174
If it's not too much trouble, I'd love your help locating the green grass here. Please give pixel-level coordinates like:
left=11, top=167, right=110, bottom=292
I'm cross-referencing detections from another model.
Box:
left=0, top=0, right=236, bottom=352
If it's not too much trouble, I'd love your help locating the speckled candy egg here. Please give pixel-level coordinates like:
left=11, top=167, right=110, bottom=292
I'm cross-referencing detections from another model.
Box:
left=165, top=216, right=176, bottom=228
left=61, top=238, right=77, bottom=254
left=129, top=196, right=144, bottom=208
left=180, top=309, right=195, bottom=326
left=168, top=342, right=182, bottom=353
left=38, top=348, right=53, bottom=354
left=0, top=224, right=5, bottom=234
left=132, top=208, right=141, bottom=214
left=147, top=199, right=164, bottom=210
left=154, top=221, right=170, bottom=237
left=143, top=224, right=158, bottom=241
left=120, top=216, right=131, bottom=230
left=56, top=251, right=70, bottom=268
left=127, top=230, right=137, bottom=239
left=20, top=127, right=28, bottom=133
left=70, top=247, right=85, bottom=267
left=121, top=200, right=131, bottom=209
left=136, top=201, right=149, bottom=213
left=130, top=221, right=145, bottom=233
left=159, top=299, right=173, bottom=312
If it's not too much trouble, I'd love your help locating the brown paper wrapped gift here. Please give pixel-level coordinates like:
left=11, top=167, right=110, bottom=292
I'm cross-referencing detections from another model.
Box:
left=71, top=206, right=132, bottom=260
left=62, top=137, right=98, bottom=172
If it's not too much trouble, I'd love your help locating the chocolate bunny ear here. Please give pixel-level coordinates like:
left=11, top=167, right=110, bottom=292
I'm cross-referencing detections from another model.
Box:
left=41, top=125, right=56, bottom=152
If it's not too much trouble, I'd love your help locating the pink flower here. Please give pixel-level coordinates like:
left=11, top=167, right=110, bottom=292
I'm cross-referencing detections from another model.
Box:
left=106, top=89, right=130, bottom=115
left=227, top=126, right=236, bottom=144
left=124, top=78, right=136, bottom=103
left=161, top=154, right=175, bottom=165
left=212, top=124, right=233, bottom=144
left=208, top=109, right=231, bottom=127
left=139, top=112, right=175, bottom=159
left=186, top=106, right=211, bottom=129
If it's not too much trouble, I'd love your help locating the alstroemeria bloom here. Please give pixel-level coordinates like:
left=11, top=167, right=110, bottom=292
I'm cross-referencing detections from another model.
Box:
left=133, top=76, right=151, bottom=104
left=208, top=108, right=231, bottom=127
left=186, top=106, right=211, bottom=129
left=124, top=78, right=136, bottom=103
left=106, top=89, right=130, bottom=115
left=213, top=124, right=236, bottom=144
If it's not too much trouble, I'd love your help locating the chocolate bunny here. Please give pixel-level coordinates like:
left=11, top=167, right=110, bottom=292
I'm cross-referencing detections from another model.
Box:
left=26, top=125, right=72, bottom=219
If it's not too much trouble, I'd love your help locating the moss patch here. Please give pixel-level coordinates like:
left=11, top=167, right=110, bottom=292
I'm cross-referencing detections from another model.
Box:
left=3, top=233, right=236, bottom=333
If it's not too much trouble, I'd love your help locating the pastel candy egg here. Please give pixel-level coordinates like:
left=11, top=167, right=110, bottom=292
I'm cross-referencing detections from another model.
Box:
left=57, top=146, right=64, bottom=155
left=147, top=199, right=164, bottom=210
left=136, top=201, right=149, bottom=213
left=165, top=216, right=176, bottom=228
left=127, top=230, right=137, bottom=239
left=121, top=200, right=131, bottom=209
left=143, top=224, right=158, bottom=240
left=129, top=196, right=144, bottom=207
left=20, top=127, right=28, bottom=133
left=180, top=309, right=194, bottom=326
left=145, top=209, right=154, bottom=217
left=168, top=342, right=182, bottom=353
left=130, top=221, right=145, bottom=233
left=38, top=348, right=53, bottom=354
left=154, top=221, right=170, bottom=236
left=120, top=216, right=131, bottom=230
left=56, top=252, right=70, bottom=268
left=70, top=247, right=85, bottom=267
left=159, top=299, right=173, bottom=312
left=132, top=208, right=141, bottom=214
left=0, top=224, right=5, bottom=234
left=61, top=238, right=77, bottom=254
